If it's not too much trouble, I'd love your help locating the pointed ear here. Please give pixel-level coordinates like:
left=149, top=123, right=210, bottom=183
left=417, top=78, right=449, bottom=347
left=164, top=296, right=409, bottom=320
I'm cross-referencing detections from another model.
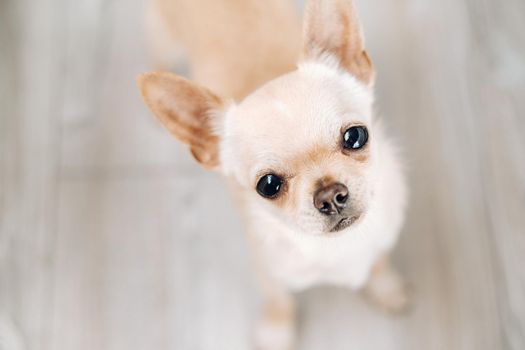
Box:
left=138, top=72, right=225, bottom=169
left=302, top=0, right=374, bottom=85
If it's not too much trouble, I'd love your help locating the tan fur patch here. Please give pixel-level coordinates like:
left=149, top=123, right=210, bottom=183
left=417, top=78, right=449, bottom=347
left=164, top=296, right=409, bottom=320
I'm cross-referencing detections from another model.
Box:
left=267, top=146, right=332, bottom=211
left=270, top=177, right=297, bottom=212
left=343, top=146, right=370, bottom=163
left=264, top=143, right=369, bottom=212
left=151, top=0, right=300, bottom=100
left=304, top=145, right=333, bottom=165
left=353, top=150, right=369, bottom=163
left=315, top=175, right=336, bottom=190
left=336, top=6, right=374, bottom=84
left=264, top=299, right=295, bottom=324
left=137, top=72, right=224, bottom=169
left=371, top=254, right=389, bottom=277
left=303, top=0, right=374, bottom=84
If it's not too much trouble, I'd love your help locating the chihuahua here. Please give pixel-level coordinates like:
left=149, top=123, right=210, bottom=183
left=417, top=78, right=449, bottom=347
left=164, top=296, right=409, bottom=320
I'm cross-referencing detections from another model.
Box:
left=139, top=0, right=408, bottom=348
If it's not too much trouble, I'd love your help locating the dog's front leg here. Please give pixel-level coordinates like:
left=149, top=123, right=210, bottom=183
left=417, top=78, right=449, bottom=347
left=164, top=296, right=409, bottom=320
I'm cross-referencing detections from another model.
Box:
left=252, top=253, right=296, bottom=350
left=364, top=254, right=409, bottom=313
left=255, top=290, right=296, bottom=350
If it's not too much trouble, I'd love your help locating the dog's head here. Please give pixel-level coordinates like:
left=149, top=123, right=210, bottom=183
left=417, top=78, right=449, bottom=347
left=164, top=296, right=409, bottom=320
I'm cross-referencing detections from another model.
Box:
left=139, top=0, right=377, bottom=236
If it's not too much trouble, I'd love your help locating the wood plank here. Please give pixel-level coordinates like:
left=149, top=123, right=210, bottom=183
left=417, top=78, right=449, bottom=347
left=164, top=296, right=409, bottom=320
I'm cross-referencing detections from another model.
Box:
left=0, top=0, right=66, bottom=349
left=58, top=0, right=196, bottom=175
left=52, top=174, right=256, bottom=350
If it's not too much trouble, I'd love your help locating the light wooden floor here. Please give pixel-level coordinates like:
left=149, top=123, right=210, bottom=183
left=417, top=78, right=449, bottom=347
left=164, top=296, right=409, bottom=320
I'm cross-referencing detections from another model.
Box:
left=1, top=0, right=524, bottom=349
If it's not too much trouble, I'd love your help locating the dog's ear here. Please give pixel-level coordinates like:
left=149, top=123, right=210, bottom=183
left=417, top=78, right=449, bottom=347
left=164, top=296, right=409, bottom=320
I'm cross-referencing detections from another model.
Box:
left=302, top=0, right=374, bottom=85
left=138, top=72, right=225, bottom=169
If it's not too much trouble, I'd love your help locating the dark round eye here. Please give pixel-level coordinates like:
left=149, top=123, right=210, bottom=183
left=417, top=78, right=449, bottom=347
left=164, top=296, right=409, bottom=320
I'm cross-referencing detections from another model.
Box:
left=256, top=174, right=283, bottom=198
left=343, top=126, right=368, bottom=150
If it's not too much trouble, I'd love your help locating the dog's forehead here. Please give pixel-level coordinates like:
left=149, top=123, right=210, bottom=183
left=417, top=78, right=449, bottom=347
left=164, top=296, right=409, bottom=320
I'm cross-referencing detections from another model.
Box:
left=221, top=63, right=373, bottom=176
left=231, top=64, right=370, bottom=139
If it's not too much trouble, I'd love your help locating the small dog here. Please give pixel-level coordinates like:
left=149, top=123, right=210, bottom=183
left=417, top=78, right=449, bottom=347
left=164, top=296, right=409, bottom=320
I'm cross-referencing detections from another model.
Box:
left=139, top=0, right=408, bottom=348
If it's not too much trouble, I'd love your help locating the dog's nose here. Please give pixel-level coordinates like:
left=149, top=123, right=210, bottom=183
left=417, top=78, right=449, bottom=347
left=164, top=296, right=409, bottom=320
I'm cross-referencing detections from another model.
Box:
left=313, top=182, right=349, bottom=215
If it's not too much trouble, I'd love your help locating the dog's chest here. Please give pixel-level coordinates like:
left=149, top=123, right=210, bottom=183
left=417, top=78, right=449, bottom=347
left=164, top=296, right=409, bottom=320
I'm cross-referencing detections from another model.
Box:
left=255, top=227, right=383, bottom=291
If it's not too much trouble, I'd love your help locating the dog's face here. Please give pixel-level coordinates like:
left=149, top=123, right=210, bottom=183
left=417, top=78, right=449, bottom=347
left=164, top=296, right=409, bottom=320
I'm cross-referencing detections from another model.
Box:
left=138, top=0, right=376, bottom=236
left=221, top=61, right=375, bottom=235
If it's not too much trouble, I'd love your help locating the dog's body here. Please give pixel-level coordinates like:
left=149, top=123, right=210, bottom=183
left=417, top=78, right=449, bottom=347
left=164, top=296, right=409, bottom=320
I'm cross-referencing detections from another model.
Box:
left=146, top=0, right=301, bottom=99
left=141, top=0, right=408, bottom=348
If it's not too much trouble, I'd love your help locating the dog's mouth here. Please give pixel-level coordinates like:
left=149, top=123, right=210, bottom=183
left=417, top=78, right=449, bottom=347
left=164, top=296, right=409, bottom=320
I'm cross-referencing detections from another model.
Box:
left=329, top=215, right=360, bottom=233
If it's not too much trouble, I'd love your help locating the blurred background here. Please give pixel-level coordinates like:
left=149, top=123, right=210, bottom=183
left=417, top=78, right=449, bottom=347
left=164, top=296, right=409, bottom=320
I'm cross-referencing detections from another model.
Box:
left=1, top=0, right=524, bottom=349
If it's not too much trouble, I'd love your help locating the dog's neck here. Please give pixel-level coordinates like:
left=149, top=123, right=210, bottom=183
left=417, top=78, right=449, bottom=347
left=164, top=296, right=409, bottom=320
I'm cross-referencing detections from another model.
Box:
left=155, top=0, right=302, bottom=100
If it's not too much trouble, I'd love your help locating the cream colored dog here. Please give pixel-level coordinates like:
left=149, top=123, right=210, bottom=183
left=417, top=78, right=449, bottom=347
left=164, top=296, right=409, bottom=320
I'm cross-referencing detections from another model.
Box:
left=139, top=0, right=408, bottom=348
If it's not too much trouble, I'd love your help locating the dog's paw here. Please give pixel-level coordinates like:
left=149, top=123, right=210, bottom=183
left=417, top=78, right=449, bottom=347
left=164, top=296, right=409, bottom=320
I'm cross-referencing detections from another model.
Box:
left=254, top=300, right=296, bottom=350
left=254, top=317, right=295, bottom=350
left=364, top=263, right=410, bottom=314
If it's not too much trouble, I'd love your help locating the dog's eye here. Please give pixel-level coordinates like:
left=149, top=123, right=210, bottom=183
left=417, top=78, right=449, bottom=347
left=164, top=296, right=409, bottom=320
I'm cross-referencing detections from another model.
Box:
left=256, top=174, right=283, bottom=198
left=343, top=126, right=368, bottom=150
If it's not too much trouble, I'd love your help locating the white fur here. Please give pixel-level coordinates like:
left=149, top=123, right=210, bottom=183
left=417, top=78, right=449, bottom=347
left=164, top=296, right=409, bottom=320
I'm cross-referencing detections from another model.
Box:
left=219, top=59, right=407, bottom=292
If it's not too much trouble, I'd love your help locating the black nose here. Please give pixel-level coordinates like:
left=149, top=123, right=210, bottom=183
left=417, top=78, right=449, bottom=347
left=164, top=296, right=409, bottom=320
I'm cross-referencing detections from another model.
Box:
left=313, top=182, right=349, bottom=215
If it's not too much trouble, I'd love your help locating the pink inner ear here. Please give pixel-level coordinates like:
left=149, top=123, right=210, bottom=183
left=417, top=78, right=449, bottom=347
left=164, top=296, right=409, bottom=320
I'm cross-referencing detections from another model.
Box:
left=302, top=0, right=374, bottom=85
left=138, top=72, right=223, bottom=169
